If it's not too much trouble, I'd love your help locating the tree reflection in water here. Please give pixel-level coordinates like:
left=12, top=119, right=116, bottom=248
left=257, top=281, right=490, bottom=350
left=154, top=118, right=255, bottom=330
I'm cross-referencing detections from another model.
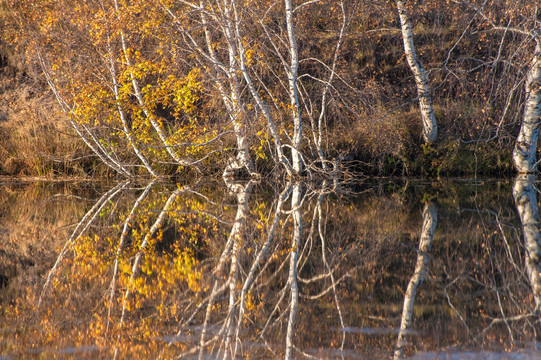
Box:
left=512, top=175, right=541, bottom=316
left=2, top=179, right=541, bottom=359
left=394, top=203, right=437, bottom=359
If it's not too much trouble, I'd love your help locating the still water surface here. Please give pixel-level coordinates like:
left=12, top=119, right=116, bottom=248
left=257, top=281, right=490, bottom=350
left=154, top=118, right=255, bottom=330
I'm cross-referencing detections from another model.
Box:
left=0, top=177, right=540, bottom=359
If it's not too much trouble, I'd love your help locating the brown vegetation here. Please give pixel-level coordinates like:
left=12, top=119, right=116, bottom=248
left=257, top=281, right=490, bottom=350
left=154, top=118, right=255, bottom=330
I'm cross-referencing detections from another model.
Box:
left=0, top=0, right=539, bottom=177
left=0, top=59, right=90, bottom=177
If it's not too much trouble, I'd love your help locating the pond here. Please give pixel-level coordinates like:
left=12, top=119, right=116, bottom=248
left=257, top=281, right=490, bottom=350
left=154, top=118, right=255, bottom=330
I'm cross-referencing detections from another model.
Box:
left=0, top=177, right=540, bottom=359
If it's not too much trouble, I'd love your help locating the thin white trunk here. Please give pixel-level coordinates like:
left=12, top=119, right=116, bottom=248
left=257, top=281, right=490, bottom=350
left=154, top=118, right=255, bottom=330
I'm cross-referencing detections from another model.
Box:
left=233, top=15, right=293, bottom=175
left=284, top=0, right=303, bottom=174
left=222, top=0, right=255, bottom=176
left=512, top=175, right=541, bottom=311
left=513, top=39, right=541, bottom=173
left=113, top=0, right=193, bottom=167
left=394, top=203, right=437, bottom=359
left=314, top=0, right=346, bottom=171
left=112, top=87, right=157, bottom=176
left=396, top=0, right=438, bottom=144
left=106, top=38, right=158, bottom=177
left=77, top=120, right=132, bottom=177
left=39, top=56, right=132, bottom=176
left=169, top=0, right=254, bottom=176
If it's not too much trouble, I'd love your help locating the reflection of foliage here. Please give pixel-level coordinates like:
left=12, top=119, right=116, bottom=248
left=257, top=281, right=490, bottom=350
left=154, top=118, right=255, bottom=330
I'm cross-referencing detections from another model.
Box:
left=2, top=180, right=541, bottom=358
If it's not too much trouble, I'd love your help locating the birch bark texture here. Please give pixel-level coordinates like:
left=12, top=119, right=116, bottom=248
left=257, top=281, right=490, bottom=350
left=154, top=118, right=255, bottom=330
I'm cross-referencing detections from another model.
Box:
left=396, top=0, right=438, bottom=144
left=513, top=39, right=541, bottom=173
left=284, top=0, right=303, bottom=174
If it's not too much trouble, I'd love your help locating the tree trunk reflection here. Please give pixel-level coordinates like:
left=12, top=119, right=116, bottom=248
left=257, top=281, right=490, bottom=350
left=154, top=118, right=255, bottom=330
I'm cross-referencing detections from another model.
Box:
left=394, top=203, right=437, bottom=359
left=7, top=178, right=541, bottom=358
left=513, top=175, right=541, bottom=311
left=285, top=182, right=302, bottom=359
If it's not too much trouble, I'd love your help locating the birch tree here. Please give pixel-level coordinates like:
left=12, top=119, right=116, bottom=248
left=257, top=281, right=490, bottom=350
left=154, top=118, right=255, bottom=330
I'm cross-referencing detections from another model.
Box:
left=452, top=0, right=541, bottom=172
left=161, top=0, right=304, bottom=176
left=162, top=0, right=257, bottom=178
left=396, top=0, right=438, bottom=144
left=4, top=0, right=356, bottom=178
left=513, top=38, right=541, bottom=173
left=284, top=0, right=303, bottom=174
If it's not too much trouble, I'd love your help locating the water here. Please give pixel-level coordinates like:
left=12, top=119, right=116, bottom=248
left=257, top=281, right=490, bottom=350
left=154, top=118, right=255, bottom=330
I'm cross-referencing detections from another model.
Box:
left=0, top=177, right=540, bottom=359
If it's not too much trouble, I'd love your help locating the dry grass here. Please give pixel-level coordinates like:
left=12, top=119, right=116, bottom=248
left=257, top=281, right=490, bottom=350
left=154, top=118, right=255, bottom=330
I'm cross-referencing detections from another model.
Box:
left=0, top=73, right=90, bottom=176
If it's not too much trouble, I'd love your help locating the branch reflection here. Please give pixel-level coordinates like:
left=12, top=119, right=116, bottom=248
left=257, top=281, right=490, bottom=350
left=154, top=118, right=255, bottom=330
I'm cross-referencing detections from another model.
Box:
left=4, top=179, right=541, bottom=358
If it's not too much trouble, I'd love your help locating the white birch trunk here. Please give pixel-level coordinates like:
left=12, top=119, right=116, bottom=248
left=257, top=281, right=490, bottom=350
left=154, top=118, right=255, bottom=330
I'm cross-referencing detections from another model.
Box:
left=76, top=121, right=132, bottom=177
left=106, top=41, right=158, bottom=177
left=172, top=0, right=254, bottom=177
left=114, top=0, right=193, bottom=167
left=222, top=0, right=255, bottom=177
left=512, top=175, right=541, bottom=311
left=233, top=19, right=293, bottom=176
left=394, top=203, right=437, bottom=359
left=40, top=57, right=132, bottom=177
left=284, top=0, right=303, bottom=174
left=396, top=0, right=438, bottom=144
left=513, top=39, right=541, bottom=173
left=314, top=1, right=346, bottom=172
